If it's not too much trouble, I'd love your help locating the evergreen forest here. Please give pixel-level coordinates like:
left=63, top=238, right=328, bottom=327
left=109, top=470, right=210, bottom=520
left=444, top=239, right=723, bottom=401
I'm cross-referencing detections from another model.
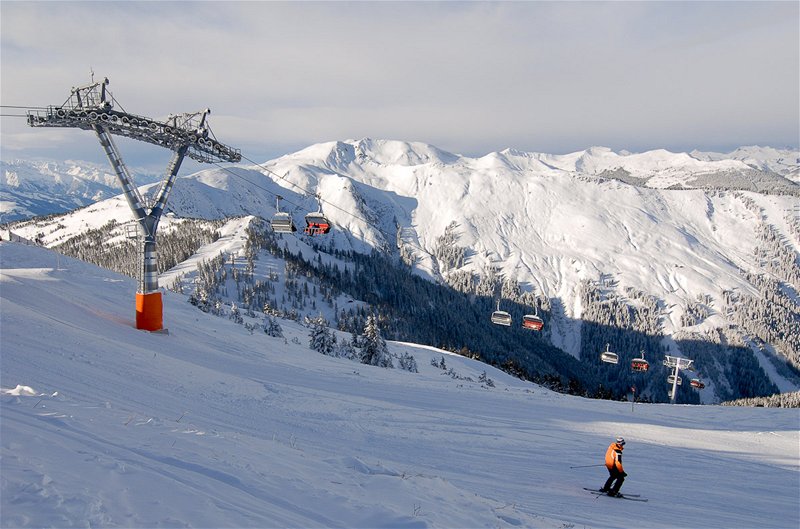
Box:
left=49, top=214, right=798, bottom=405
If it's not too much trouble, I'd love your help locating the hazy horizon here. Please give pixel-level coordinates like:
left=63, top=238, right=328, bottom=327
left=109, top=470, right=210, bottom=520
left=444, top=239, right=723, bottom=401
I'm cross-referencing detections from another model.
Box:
left=2, top=1, right=798, bottom=170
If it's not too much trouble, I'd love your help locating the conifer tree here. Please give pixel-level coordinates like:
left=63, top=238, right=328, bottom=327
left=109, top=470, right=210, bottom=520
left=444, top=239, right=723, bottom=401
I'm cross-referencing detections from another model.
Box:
left=307, top=314, right=337, bottom=356
left=398, top=352, right=418, bottom=373
left=336, top=338, right=358, bottom=360
left=361, top=314, right=393, bottom=368
left=263, top=315, right=283, bottom=338
left=229, top=303, right=243, bottom=324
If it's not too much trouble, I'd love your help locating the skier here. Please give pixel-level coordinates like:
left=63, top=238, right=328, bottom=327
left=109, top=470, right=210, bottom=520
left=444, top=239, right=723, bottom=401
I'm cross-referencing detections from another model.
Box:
left=600, top=436, right=627, bottom=496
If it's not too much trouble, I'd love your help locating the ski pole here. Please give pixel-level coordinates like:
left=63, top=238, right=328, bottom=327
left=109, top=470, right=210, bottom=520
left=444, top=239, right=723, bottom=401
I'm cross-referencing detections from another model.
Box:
left=569, top=464, right=606, bottom=469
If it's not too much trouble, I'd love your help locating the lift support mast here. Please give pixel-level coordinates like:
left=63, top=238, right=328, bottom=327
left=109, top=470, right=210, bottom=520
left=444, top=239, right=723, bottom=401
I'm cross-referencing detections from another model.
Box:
left=28, top=77, right=241, bottom=331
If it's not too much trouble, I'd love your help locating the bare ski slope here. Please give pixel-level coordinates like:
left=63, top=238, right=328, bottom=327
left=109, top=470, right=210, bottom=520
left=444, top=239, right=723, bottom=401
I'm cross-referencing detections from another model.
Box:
left=1, top=241, right=798, bottom=528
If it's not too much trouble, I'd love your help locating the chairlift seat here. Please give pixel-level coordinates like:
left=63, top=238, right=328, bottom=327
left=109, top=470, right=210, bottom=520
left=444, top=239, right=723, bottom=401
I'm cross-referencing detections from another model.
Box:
left=690, top=378, right=705, bottom=389
left=600, top=352, right=619, bottom=364
left=600, top=343, right=618, bottom=364
left=304, top=213, right=331, bottom=235
left=491, top=310, right=512, bottom=326
left=631, top=358, right=650, bottom=372
left=522, top=314, right=544, bottom=331
left=271, top=212, right=296, bottom=234
left=667, top=375, right=683, bottom=386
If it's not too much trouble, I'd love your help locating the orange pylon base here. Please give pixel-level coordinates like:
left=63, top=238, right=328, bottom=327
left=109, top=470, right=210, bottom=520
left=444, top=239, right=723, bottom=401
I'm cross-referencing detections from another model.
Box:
left=136, top=292, right=163, bottom=331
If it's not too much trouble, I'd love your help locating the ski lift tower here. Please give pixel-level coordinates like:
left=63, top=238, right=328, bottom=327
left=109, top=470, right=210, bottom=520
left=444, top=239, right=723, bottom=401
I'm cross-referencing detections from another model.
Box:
left=27, top=77, right=241, bottom=331
left=663, top=355, right=694, bottom=404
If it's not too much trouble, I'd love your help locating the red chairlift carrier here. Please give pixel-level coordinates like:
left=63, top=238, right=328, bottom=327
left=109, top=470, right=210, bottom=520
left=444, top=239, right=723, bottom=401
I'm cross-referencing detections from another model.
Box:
left=631, top=350, right=650, bottom=372
left=304, top=194, right=331, bottom=236
left=522, top=304, right=543, bottom=331
left=690, top=378, right=705, bottom=389
left=522, top=314, right=544, bottom=331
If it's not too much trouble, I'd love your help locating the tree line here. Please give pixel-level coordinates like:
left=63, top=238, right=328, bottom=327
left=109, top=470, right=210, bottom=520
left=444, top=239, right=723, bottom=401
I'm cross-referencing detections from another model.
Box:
left=43, top=211, right=797, bottom=404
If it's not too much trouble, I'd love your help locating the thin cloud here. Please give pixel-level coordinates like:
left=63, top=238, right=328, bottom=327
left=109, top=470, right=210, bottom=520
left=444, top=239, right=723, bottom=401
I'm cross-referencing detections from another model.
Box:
left=1, top=1, right=797, bottom=167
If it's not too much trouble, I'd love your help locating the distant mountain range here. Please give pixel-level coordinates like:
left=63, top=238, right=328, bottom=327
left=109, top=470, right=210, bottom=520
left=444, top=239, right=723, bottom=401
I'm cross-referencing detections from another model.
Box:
left=2, top=145, right=797, bottom=223
left=0, top=159, right=160, bottom=222
left=3, top=140, right=799, bottom=401
left=691, top=146, right=799, bottom=181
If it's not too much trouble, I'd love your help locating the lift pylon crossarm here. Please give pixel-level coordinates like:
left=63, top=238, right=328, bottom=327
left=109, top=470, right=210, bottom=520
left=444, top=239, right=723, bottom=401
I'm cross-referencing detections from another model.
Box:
left=27, top=80, right=240, bottom=164
left=28, top=106, right=240, bottom=164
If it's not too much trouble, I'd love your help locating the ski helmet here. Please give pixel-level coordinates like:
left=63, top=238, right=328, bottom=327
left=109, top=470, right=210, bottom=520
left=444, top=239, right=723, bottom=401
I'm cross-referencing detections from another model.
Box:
left=615, top=436, right=626, bottom=446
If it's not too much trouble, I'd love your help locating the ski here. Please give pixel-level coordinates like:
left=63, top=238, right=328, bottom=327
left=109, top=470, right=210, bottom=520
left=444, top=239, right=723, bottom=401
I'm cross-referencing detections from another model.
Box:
left=589, top=492, right=648, bottom=502
left=614, top=494, right=648, bottom=502
left=583, top=487, right=641, bottom=497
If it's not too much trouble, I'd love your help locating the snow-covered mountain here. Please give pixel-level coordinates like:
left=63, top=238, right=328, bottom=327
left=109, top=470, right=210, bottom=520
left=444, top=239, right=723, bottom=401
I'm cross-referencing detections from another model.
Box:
left=4, top=140, right=799, bottom=400
left=3, top=144, right=796, bottom=222
left=0, top=159, right=160, bottom=222
left=691, top=146, right=800, bottom=182
left=2, top=241, right=798, bottom=528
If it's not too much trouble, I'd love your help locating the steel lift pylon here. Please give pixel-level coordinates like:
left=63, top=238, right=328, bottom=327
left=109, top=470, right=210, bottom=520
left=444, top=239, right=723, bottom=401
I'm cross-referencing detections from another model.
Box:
left=663, top=355, right=694, bottom=404
left=28, top=77, right=241, bottom=331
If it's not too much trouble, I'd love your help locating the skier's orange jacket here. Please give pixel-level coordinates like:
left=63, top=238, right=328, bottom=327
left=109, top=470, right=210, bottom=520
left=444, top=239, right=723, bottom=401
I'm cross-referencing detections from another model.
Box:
left=605, top=442, right=624, bottom=473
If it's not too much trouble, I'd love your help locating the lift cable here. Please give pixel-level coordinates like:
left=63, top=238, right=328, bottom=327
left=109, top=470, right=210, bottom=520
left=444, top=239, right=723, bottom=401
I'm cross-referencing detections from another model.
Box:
left=7, top=100, right=441, bottom=271
left=208, top=159, right=392, bottom=250
left=2, top=102, right=372, bottom=227
left=208, top=157, right=447, bottom=277
left=241, top=152, right=380, bottom=228
left=4, top=102, right=370, bottom=226
left=1, top=105, right=44, bottom=118
left=1, top=105, right=50, bottom=110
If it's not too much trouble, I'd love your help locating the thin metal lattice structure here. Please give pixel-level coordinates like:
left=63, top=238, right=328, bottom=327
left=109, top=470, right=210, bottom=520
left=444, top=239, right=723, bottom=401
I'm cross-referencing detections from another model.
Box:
left=27, top=78, right=240, bottom=164
left=27, top=77, right=240, bottom=331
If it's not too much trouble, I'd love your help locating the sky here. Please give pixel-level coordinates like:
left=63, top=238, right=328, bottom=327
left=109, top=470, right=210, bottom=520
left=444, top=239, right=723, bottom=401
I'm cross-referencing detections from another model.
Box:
left=1, top=1, right=798, bottom=171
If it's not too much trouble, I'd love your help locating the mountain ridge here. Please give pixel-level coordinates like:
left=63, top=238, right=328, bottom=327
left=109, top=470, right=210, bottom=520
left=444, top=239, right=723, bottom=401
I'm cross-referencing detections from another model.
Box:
left=3, top=139, right=799, bottom=401
left=3, top=142, right=796, bottom=222
left=0, top=158, right=161, bottom=221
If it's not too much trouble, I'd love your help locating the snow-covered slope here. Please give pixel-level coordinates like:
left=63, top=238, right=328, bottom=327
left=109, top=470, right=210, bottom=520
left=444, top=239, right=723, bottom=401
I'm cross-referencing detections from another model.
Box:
left=4, top=144, right=796, bottom=221
left=1, top=241, right=798, bottom=528
left=4, top=140, right=799, bottom=395
left=259, top=140, right=799, bottom=348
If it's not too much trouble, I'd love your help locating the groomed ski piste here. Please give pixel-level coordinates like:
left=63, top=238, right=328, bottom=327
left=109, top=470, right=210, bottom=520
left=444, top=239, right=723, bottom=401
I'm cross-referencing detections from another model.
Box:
left=1, top=242, right=798, bottom=528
